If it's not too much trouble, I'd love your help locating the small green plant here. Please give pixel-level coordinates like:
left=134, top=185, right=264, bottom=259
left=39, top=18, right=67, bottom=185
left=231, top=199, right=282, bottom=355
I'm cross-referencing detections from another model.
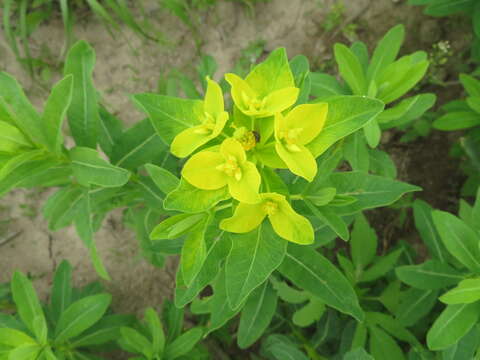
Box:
left=0, top=260, right=134, bottom=358
left=408, top=0, right=480, bottom=62
left=119, top=306, right=203, bottom=359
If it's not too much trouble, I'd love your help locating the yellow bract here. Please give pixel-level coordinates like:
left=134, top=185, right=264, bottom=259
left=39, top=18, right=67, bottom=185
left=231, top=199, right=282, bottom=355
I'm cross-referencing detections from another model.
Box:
left=274, top=103, right=328, bottom=181
left=170, top=78, right=229, bottom=158
left=220, top=192, right=314, bottom=244
left=225, top=73, right=299, bottom=118
left=182, top=138, right=261, bottom=204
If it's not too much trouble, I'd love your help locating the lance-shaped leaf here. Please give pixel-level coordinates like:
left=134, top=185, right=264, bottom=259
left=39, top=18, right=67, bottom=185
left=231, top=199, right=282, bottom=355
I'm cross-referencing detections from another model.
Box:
left=367, top=24, right=405, bottom=82
left=132, top=93, right=204, bottom=145
left=396, top=260, right=464, bottom=290
left=50, top=260, right=73, bottom=323
left=334, top=44, right=367, bottom=95
left=64, top=41, right=100, bottom=148
left=441, top=324, right=480, bottom=360
left=427, top=303, right=480, bottom=351
left=0, top=121, right=32, bottom=154
left=164, top=328, right=203, bottom=359
left=278, top=244, right=364, bottom=321
left=110, top=118, right=167, bottom=170
left=41, top=75, right=74, bottom=154
left=432, top=210, right=480, bottom=274
left=395, top=288, right=438, bottom=327
left=11, top=272, right=46, bottom=337
left=181, top=215, right=210, bottom=286
left=54, top=293, right=112, bottom=343
left=69, top=147, right=130, bottom=188
left=238, top=281, right=277, bottom=349
left=175, top=232, right=231, bottom=308
left=164, top=178, right=229, bottom=214
left=0, top=72, right=45, bottom=146
left=323, top=171, right=421, bottom=215
left=225, top=222, right=286, bottom=309
left=440, top=278, right=480, bottom=305
left=369, top=325, right=406, bottom=360
left=307, top=96, right=384, bottom=157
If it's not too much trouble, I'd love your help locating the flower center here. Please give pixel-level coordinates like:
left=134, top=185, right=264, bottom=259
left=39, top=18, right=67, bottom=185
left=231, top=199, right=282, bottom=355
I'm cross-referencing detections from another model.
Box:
left=217, top=156, right=242, bottom=181
left=234, top=127, right=258, bottom=151
left=194, top=112, right=216, bottom=135
left=280, top=128, right=303, bottom=152
left=263, top=201, right=278, bottom=216
left=241, top=92, right=266, bottom=112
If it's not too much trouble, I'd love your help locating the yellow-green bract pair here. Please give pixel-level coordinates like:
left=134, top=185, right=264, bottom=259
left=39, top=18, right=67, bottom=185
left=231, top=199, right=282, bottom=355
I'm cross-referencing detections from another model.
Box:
left=168, top=61, right=328, bottom=245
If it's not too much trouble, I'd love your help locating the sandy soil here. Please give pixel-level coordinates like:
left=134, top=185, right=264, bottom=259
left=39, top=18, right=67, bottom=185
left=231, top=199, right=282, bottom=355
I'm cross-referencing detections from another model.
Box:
left=0, top=0, right=470, bottom=319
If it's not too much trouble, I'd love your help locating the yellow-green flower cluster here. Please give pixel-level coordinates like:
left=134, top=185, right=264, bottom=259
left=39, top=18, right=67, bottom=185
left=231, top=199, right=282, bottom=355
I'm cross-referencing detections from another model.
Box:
left=169, top=70, right=328, bottom=245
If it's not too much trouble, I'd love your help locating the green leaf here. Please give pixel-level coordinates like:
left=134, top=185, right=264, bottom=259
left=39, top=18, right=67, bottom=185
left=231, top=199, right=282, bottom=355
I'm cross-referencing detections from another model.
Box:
left=378, top=93, right=436, bottom=128
left=74, top=190, right=110, bottom=280
left=344, top=348, right=374, bottom=360
left=41, top=75, right=73, bottom=154
left=460, top=73, right=480, bottom=97
left=369, top=326, right=406, bottom=360
left=396, top=260, right=464, bottom=289
left=120, top=326, right=153, bottom=358
left=369, top=149, right=397, bottom=179
left=5, top=344, right=40, bottom=359
left=292, top=296, right=325, bottom=327
left=366, top=312, right=420, bottom=347
left=0, top=121, right=32, bottom=153
left=432, top=210, right=480, bottom=273
left=395, top=288, right=438, bottom=327
left=206, top=269, right=242, bottom=334
left=427, top=303, right=480, bottom=350
left=0, top=328, right=35, bottom=346
left=303, top=187, right=336, bottom=206
left=54, top=293, right=112, bottom=343
left=376, top=55, right=429, bottom=104
left=226, top=222, right=286, bottom=309
left=442, top=324, right=480, bottom=360
left=278, top=244, right=364, bottom=321
left=70, top=314, right=134, bottom=347
left=110, top=118, right=167, bottom=170
left=310, top=72, right=347, bottom=99
left=145, top=164, right=179, bottom=195
left=51, top=260, right=73, bottom=323
left=308, top=96, right=385, bottom=157
left=43, top=186, right=84, bottom=230
left=69, top=147, right=130, bottom=187
left=350, top=41, right=369, bottom=72
left=238, top=281, right=277, bottom=349
left=363, top=118, right=381, bottom=148
left=324, top=172, right=421, bottom=215
left=181, top=216, right=210, bottom=286
left=433, top=111, right=480, bottom=130
left=334, top=44, right=367, bottom=95
left=351, top=213, right=377, bottom=270
left=440, top=278, right=480, bottom=305
left=367, top=24, right=405, bottom=82
left=132, top=93, right=203, bottom=145
left=306, top=202, right=349, bottom=240
left=343, top=132, right=369, bottom=172
left=64, top=40, right=100, bottom=148
left=11, top=272, right=46, bottom=336
left=150, top=214, right=205, bottom=240
left=164, top=178, right=229, bottom=213
left=245, top=47, right=295, bottom=97
left=413, top=199, right=447, bottom=262
left=164, top=328, right=203, bottom=360
left=359, top=248, right=403, bottom=282
left=262, top=334, right=309, bottom=360
left=98, top=106, right=123, bottom=157
left=0, top=72, right=45, bottom=146
left=424, top=0, right=475, bottom=16
left=144, top=308, right=165, bottom=354
left=175, top=232, right=231, bottom=307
